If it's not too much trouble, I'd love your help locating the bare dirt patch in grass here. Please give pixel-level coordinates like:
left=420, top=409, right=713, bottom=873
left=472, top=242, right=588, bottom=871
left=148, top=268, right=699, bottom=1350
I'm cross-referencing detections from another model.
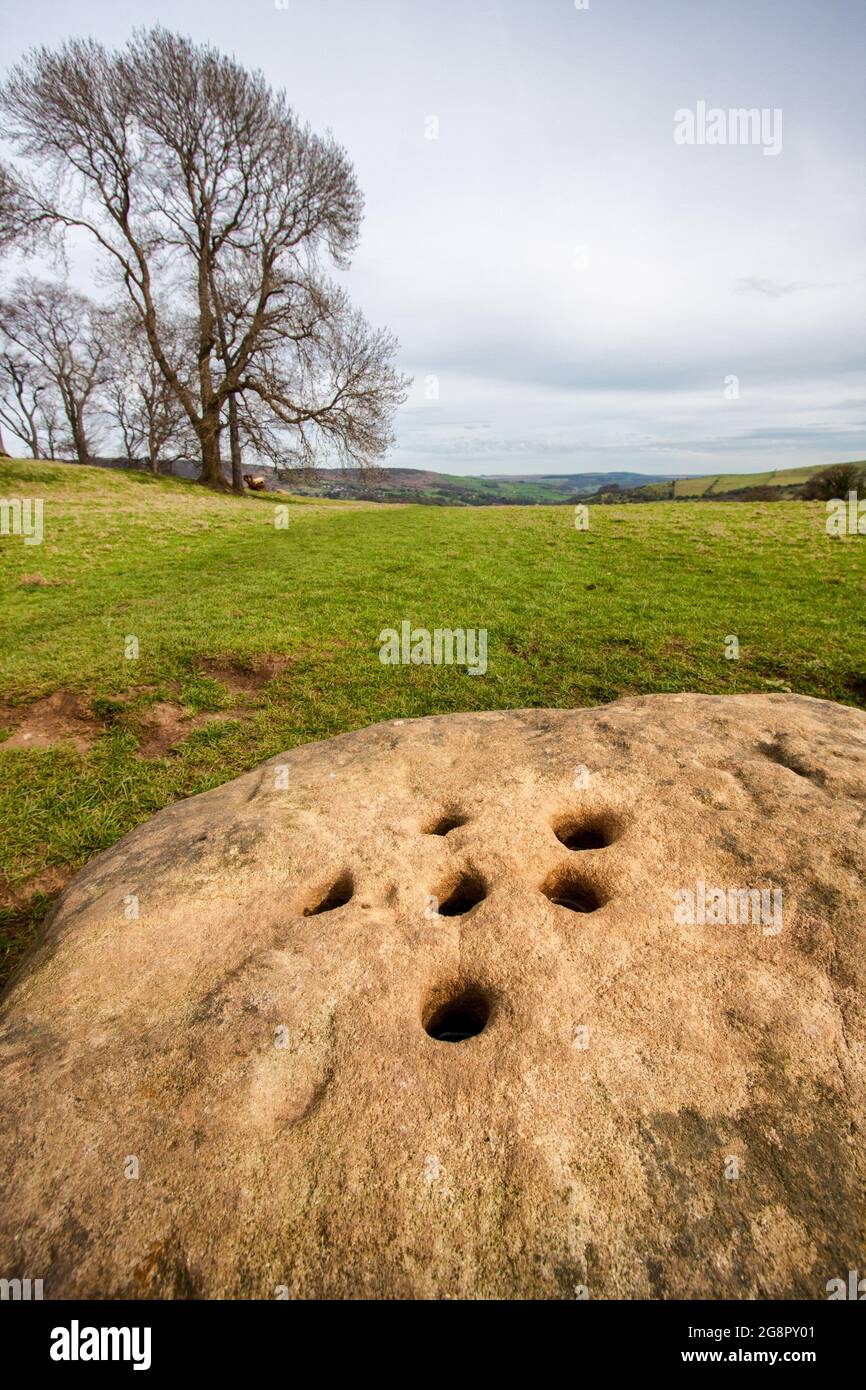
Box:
left=19, top=572, right=73, bottom=588
left=0, top=690, right=96, bottom=754
left=0, top=688, right=252, bottom=761
left=1, top=864, right=73, bottom=914
left=0, top=656, right=291, bottom=762
left=136, top=701, right=249, bottom=759
left=193, top=652, right=293, bottom=696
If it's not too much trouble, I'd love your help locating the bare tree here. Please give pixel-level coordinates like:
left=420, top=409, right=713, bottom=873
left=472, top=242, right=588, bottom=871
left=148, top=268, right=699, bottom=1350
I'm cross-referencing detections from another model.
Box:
left=0, top=163, right=26, bottom=454
left=0, top=346, right=61, bottom=457
left=0, top=277, right=108, bottom=463
left=101, top=307, right=194, bottom=470
left=0, top=161, right=26, bottom=252
left=210, top=253, right=406, bottom=484
left=1, top=27, right=408, bottom=489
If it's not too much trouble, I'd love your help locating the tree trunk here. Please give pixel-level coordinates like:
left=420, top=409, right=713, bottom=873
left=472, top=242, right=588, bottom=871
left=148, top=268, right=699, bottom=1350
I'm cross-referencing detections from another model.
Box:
left=194, top=246, right=228, bottom=490
left=146, top=423, right=158, bottom=474
left=66, top=399, right=90, bottom=464
left=228, top=394, right=243, bottom=494
left=199, top=417, right=228, bottom=489
left=73, top=427, right=90, bottom=465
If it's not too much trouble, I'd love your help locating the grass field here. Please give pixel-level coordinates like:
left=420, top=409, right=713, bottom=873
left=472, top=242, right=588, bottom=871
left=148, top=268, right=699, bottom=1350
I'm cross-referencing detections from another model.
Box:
left=1, top=458, right=863, bottom=987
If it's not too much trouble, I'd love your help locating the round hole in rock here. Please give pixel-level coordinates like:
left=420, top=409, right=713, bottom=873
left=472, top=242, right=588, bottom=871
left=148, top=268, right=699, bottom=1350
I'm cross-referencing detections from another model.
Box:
left=553, top=815, right=615, bottom=851
left=425, top=989, right=490, bottom=1043
left=435, top=873, right=486, bottom=917
left=541, top=872, right=602, bottom=914
left=424, top=811, right=469, bottom=836
left=303, top=871, right=353, bottom=916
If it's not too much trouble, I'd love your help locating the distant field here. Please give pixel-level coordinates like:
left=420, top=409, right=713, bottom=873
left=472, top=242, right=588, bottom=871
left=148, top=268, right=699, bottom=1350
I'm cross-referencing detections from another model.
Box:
left=707, top=471, right=774, bottom=494
left=1, top=458, right=864, bottom=986
left=666, top=463, right=854, bottom=500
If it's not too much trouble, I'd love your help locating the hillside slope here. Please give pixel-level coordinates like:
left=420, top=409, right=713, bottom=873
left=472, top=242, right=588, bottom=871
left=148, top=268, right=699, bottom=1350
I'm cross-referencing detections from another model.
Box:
left=622, top=462, right=864, bottom=502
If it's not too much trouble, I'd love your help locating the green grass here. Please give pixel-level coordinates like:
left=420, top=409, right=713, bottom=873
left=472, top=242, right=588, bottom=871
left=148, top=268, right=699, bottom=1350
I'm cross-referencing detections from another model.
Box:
left=1, top=458, right=864, bottom=986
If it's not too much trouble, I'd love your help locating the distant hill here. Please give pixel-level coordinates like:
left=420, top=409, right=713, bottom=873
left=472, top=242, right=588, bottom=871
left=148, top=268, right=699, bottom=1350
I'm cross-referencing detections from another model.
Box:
left=274, top=462, right=866, bottom=504
left=32, top=456, right=864, bottom=505
left=271, top=466, right=681, bottom=505
left=593, top=462, right=864, bottom=503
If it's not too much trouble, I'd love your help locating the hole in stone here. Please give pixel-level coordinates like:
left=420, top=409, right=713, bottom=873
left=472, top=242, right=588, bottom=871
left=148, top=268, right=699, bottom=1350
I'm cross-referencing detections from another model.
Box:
left=303, top=871, right=354, bottom=916
left=424, top=811, right=469, bottom=836
left=540, top=870, right=603, bottom=914
left=435, top=872, right=486, bottom=917
left=758, top=739, right=823, bottom=784
left=425, top=988, right=490, bottom=1043
left=552, top=814, right=617, bottom=850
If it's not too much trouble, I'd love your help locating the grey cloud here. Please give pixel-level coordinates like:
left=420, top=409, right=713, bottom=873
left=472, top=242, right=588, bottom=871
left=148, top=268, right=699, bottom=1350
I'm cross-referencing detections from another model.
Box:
left=2, top=0, right=863, bottom=476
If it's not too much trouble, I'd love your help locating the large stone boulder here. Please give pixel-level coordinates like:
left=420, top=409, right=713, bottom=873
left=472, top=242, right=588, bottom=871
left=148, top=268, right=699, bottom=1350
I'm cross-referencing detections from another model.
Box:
left=1, top=693, right=864, bottom=1299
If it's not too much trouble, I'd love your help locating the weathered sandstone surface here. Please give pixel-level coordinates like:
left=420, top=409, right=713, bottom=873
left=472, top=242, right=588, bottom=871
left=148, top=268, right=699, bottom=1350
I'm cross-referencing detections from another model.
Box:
left=1, top=693, right=864, bottom=1298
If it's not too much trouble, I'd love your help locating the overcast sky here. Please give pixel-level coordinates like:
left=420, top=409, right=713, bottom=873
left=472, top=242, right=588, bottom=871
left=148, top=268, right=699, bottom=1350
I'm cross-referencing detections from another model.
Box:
left=2, top=0, right=864, bottom=476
